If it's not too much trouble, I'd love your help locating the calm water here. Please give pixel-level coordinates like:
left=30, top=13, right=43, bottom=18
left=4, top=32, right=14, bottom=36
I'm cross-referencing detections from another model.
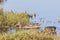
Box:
left=31, top=14, right=60, bottom=35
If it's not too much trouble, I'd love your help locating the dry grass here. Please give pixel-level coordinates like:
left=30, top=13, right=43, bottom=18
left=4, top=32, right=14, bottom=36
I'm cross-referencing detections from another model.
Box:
left=0, top=30, right=59, bottom=40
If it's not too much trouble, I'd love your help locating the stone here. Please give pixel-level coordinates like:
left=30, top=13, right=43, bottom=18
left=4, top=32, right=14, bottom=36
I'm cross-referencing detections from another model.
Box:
left=41, top=26, right=57, bottom=35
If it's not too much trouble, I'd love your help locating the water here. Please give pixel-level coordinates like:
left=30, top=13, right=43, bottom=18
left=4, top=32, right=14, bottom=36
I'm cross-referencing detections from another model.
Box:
left=30, top=17, right=60, bottom=35
left=7, top=14, right=60, bottom=35
left=39, top=21, right=60, bottom=35
left=7, top=17, right=60, bottom=35
left=56, top=27, right=60, bottom=35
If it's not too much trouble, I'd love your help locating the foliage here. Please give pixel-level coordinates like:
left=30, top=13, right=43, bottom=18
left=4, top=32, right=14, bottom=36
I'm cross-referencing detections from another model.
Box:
left=0, top=8, right=8, bottom=33
left=0, top=9, right=31, bottom=33
left=0, top=30, right=59, bottom=40
left=0, top=0, right=4, bottom=3
left=0, top=0, right=7, bottom=4
left=5, top=12, right=31, bottom=26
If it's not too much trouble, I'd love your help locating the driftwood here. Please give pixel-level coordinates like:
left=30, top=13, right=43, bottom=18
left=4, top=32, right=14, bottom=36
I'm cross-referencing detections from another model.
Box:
left=22, top=23, right=40, bottom=29
left=16, top=22, right=40, bottom=30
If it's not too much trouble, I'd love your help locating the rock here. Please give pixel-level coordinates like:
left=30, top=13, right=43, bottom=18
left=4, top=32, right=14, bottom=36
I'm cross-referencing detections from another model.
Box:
left=41, top=26, right=57, bottom=35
